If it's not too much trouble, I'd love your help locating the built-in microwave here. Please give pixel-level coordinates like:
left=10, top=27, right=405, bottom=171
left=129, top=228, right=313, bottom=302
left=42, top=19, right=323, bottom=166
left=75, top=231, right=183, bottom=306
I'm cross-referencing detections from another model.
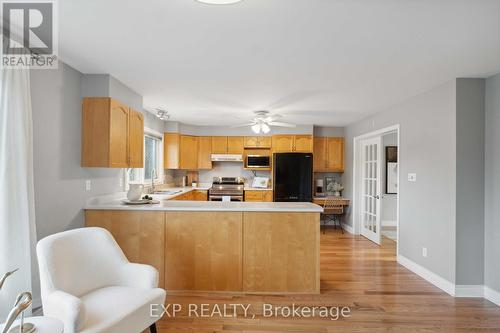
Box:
left=246, top=155, right=271, bottom=169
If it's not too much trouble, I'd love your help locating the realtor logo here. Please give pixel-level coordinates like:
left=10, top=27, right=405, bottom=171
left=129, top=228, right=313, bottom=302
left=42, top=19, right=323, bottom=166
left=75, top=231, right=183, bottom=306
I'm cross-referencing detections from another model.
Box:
left=1, top=0, right=58, bottom=69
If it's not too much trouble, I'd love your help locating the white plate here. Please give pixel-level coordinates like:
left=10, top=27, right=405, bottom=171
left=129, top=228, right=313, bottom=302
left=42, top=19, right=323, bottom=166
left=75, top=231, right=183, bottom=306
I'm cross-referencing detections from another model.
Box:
left=122, top=199, right=160, bottom=205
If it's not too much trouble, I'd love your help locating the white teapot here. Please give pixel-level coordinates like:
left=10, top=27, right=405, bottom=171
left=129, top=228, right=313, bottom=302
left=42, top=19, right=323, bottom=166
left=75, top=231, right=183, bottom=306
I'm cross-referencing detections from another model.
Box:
left=127, top=183, right=144, bottom=201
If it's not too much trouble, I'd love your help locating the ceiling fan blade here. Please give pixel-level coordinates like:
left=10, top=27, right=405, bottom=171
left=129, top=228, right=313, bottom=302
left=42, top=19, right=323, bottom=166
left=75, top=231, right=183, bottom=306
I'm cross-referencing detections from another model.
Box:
left=268, top=122, right=297, bottom=128
left=231, top=122, right=257, bottom=128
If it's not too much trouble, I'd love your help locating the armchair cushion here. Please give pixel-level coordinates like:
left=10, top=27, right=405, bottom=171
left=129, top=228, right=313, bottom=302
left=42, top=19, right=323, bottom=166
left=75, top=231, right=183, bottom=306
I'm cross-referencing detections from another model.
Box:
left=79, top=286, right=165, bottom=333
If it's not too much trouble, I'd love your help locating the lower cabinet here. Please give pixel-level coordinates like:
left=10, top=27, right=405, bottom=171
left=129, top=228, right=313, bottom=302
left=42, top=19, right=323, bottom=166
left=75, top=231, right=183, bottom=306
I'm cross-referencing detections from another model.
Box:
left=85, top=210, right=320, bottom=293
left=172, top=190, right=208, bottom=201
left=244, top=190, right=273, bottom=202
left=164, top=212, right=242, bottom=291
left=84, top=210, right=165, bottom=289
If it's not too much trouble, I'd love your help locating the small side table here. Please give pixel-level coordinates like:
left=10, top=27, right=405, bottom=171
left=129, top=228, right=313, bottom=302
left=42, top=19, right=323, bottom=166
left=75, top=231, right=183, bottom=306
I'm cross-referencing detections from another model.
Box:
left=0, top=316, right=63, bottom=333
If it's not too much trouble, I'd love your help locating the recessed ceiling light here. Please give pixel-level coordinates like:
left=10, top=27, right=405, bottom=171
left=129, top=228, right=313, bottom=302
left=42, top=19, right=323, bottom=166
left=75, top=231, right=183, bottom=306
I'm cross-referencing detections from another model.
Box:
left=196, top=0, right=243, bottom=5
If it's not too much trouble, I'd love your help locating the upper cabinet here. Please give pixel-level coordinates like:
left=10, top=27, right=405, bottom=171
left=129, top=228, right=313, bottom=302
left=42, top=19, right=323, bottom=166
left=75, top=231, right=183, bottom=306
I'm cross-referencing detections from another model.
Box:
left=197, top=136, right=213, bottom=170
left=212, top=136, right=244, bottom=154
left=244, top=136, right=272, bottom=149
left=164, top=133, right=202, bottom=170
left=272, top=135, right=313, bottom=153
left=82, top=97, right=144, bottom=168
left=211, top=136, right=228, bottom=154
left=313, top=137, right=344, bottom=172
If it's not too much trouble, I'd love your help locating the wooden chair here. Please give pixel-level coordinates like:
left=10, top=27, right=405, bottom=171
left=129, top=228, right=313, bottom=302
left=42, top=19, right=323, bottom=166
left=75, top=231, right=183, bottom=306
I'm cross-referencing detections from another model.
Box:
left=322, top=196, right=344, bottom=234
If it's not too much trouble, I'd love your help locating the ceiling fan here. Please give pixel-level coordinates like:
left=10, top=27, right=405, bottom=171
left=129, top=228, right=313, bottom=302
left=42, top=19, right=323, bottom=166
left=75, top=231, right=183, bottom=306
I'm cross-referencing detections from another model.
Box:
left=232, top=110, right=296, bottom=134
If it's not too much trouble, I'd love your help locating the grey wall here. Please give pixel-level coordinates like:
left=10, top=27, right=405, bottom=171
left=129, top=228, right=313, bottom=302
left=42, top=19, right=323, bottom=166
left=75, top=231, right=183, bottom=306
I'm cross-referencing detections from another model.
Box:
left=31, top=64, right=124, bottom=240
left=344, top=80, right=457, bottom=283
left=381, top=132, right=398, bottom=223
left=455, top=79, right=485, bottom=286
left=485, top=73, right=500, bottom=293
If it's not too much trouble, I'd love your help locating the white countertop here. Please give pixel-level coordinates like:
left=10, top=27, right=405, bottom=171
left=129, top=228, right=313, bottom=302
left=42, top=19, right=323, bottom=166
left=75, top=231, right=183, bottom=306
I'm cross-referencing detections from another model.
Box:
left=244, top=187, right=273, bottom=191
left=85, top=192, right=323, bottom=213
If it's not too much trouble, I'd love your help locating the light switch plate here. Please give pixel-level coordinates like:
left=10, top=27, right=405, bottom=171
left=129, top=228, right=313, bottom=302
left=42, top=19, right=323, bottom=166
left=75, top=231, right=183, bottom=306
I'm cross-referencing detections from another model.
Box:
left=408, top=173, right=417, bottom=182
left=85, top=180, right=91, bottom=191
left=422, top=247, right=428, bottom=257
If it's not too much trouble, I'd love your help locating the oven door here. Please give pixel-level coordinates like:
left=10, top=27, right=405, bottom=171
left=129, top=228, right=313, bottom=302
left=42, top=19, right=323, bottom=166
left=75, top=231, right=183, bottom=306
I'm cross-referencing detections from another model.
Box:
left=209, top=195, right=244, bottom=202
left=246, top=155, right=271, bottom=168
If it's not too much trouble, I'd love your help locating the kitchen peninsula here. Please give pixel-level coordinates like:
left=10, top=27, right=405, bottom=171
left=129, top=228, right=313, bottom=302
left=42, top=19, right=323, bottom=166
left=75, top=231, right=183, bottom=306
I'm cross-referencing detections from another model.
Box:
left=85, top=196, right=322, bottom=294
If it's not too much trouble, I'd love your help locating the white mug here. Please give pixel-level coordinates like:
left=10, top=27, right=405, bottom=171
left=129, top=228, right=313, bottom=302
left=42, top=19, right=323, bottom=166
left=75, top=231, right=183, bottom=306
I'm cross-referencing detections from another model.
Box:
left=127, top=183, right=144, bottom=201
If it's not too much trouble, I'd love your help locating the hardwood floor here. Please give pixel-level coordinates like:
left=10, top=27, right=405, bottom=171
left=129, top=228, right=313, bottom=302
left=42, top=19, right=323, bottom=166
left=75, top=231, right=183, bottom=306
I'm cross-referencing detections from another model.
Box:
left=156, top=229, right=500, bottom=333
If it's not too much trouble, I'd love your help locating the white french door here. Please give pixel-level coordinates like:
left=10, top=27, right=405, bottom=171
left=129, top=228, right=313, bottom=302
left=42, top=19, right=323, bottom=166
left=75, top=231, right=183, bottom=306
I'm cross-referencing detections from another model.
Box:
left=360, top=136, right=382, bottom=245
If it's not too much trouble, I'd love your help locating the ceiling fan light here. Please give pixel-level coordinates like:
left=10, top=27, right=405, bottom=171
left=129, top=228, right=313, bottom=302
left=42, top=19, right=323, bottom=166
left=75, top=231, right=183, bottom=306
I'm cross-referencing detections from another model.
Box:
left=251, top=123, right=261, bottom=134
left=261, top=123, right=271, bottom=134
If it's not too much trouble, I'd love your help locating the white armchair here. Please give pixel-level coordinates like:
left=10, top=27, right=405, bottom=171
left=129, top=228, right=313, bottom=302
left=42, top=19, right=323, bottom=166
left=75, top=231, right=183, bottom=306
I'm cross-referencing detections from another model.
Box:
left=37, top=227, right=166, bottom=333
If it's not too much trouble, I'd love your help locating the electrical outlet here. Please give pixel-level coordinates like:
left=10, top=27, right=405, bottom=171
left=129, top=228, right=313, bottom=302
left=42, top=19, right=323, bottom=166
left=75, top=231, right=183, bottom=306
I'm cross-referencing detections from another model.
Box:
left=422, top=247, right=428, bottom=258
left=85, top=180, right=91, bottom=192
left=408, top=173, right=417, bottom=182
left=119, top=177, right=123, bottom=187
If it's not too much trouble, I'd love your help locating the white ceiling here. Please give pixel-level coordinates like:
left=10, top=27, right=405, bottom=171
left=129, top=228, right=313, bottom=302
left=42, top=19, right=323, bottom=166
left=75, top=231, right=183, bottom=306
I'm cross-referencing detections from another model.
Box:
left=60, top=0, right=500, bottom=126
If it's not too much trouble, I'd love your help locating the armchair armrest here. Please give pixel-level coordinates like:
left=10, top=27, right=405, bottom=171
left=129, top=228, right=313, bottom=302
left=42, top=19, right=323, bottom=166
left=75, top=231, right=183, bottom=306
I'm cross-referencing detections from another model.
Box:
left=119, top=263, right=159, bottom=289
left=43, top=290, right=85, bottom=333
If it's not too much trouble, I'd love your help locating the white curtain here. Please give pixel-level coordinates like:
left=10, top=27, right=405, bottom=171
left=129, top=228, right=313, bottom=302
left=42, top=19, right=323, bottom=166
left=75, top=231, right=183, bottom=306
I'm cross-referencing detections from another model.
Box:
left=0, top=61, right=37, bottom=319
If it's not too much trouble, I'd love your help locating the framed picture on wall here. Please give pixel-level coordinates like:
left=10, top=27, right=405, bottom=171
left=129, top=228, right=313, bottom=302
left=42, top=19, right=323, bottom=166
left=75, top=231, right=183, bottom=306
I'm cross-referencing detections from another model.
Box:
left=386, top=146, right=398, bottom=194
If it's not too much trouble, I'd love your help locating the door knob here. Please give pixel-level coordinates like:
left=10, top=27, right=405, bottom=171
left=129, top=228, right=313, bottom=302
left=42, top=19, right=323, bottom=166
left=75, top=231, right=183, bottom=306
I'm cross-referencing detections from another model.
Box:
left=375, top=195, right=380, bottom=199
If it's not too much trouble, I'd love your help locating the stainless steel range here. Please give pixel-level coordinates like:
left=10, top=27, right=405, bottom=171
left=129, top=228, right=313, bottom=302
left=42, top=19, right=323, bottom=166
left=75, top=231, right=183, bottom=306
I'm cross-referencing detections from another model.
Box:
left=209, top=177, right=245, bottom=202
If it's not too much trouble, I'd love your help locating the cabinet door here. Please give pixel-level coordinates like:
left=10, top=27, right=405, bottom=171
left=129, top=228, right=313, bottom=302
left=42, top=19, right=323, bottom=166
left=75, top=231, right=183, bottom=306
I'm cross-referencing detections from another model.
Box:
left=85, top=210, right=165, bottom=289
left=272, top=135, right=294, bottom=152
left=193, top=190, right=208, bottom=201
left=180, top=136, right=199, bottom=170
left=197, top=136, right=212, bottom=170
left=109, top=100, right=129, bottom=167
left=262, top=190, right=273, bottom=202
left=258, top=136, right=272, bottom=148
left=294, top=135, right=313, bottom=152
left=165, top=212, right=242, bottom=291
left=128, top=109, right=144, bottom=168
left=327, top=137, right=344, bottom=172
left=211, top=136, right=228, bottom=154
left=313, top=137, right=327, bottom=172
left=164, top=133, right=180, bottom=169
left=227, top=136, right=244, bottom=154
left=245, top=191, right=263, bottom=202
left=244, top=136, right=259, bottom=148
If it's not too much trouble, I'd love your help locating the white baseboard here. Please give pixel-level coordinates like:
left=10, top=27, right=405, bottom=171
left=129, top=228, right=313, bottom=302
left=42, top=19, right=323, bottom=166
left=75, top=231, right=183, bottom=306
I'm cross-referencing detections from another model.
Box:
left=485, top=286, right=500, bottom=306
left=455, top=285, right=484, bottom=298
left=341, top=223, right=355, bottom=234
left=382, top=220, right=397, bottom=227
left=397, top=255, right=455, bottom=296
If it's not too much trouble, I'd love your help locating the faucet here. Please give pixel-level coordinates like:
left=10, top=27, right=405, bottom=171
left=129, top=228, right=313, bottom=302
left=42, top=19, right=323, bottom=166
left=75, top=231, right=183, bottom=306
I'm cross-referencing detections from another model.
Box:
left=150, top=169, right=156, bottom=194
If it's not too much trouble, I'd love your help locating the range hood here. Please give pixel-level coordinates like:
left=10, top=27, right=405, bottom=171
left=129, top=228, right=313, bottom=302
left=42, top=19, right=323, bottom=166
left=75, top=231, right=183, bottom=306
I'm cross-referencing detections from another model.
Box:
left=211, top=154, right=243, bottom=162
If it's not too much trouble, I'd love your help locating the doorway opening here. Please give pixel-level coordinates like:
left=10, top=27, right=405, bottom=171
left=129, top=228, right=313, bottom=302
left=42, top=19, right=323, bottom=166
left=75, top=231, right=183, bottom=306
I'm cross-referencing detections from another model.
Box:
left=352, top=125, right=400, bottom=253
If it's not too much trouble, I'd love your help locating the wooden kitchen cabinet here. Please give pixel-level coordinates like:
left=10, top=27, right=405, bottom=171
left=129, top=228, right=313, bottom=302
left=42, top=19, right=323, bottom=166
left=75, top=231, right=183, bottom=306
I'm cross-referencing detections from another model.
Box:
left=243, top=212, right=320, bottom=292
left=313, top=136, right=344, bottom=172
left=272, top=135, right=294, bottom=152
left=165, top=212, right=242, bottom=291
left=164, top=134, right=200, bottom=170
left=128, top=109, right=144, bottom=168
left=192, top=190, right=208, bottom=201
left=85, top=210, right=165, bottom=289
left=164, top=133, right=180, bottom=169
left=272, top=135, right=313, bottom=153
left=244, top=136, right=272, bottom=149
left=82, top=97, right=144, bottom=168
left=180, top=135, right=198, bottom=170
left=211, top=136, right=228, bottom=154
left=197, top=136, right=212, bottom=170
left=227, top=136, right=244, bottom=154
left=327, top=137, right=344, bottom=171
left=244, top=190, right=273, bottom=202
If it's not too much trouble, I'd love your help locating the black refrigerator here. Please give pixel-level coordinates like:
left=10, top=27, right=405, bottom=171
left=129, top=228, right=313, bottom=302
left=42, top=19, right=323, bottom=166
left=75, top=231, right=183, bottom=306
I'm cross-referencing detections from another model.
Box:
left=273, top=153, right=313, bottom=202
